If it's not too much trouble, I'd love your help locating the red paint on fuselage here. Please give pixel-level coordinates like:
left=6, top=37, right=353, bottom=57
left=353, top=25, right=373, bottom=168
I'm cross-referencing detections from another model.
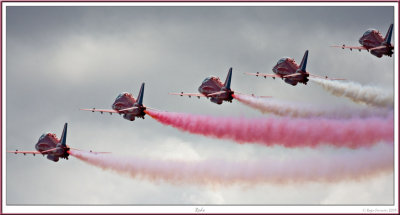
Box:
left=112, top=92, right=136, bottom=110
left=198, top=76, right=223, bottom=94
left=35, top=133, right=69, bottom=162
left=273, top=58, right=309, bottom=86
left=198, top=76, right=233, bottom=104
left=359, top=29, right=384, bottom=48
left=273, top=58, right=298, bottom=76
left=112, top=93, right=145, bottom=121
left=35, top=133, right=59, bottom=152
left=359, top=29, right=393, bottom=58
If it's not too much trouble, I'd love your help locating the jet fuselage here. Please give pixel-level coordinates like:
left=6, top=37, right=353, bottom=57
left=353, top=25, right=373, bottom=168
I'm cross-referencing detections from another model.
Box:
left=198, top=76, right=233, bottom=104
left=359, top=29, right=393, bottom=58
left=112, top=92, right=145, bottom=121
left=35, top=133, right=69, bottom=162
left=273, top=58, right=309, bottom=86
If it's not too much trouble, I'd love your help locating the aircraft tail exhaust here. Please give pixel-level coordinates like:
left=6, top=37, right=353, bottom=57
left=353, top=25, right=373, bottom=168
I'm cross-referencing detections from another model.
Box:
left=60, top=123, right=68, bottom=147
left=137, top=83, right=145, bottom=106
left=299, top=50, right=308, bottom=72
left=224, top=67, right=232, bottom=90
left=384, top=23, right=393, bottom=45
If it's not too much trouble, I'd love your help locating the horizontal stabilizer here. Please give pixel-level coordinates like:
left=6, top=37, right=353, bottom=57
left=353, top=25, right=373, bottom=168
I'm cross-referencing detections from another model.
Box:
left=119, top=107, right=139, bottom=112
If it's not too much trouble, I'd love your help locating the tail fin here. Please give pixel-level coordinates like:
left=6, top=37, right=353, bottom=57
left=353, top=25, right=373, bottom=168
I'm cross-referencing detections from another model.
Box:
left=299, top=50, right=308, bottom=72
left=136, top=83, right=145, bottom=106
left=224, top=67, right=232, bottom=90
left=60, top=123, right=67, bottom=147
left=384, top=23, right=393, bottom=45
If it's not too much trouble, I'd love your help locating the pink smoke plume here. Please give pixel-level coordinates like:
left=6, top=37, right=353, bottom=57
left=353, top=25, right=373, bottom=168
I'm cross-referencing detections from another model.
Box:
left=233, top=94, right=392, bottom=119
left=144, top=110, right=393, bottom=148
left=69, top=143, right=393, bottom=185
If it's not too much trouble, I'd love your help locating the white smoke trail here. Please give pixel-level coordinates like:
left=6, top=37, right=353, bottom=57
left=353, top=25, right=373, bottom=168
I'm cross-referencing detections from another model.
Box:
left=233, top=94, right=392, bottom=119
left=70, top=143, right=393, bottom=185
left=310, top=78, right=393, bottom=108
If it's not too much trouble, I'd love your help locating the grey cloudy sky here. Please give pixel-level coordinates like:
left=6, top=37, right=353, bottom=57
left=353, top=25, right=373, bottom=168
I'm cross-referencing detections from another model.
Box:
left=4, top=4, right=395, bottom=210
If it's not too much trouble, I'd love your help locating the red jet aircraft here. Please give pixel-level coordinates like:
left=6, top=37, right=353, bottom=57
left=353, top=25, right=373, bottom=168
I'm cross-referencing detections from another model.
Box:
left=245, top=50, right=343, bottom=86
left=7, top=123, right=107, bottom=162
left=8, top=123, right=69, bottom=162
left=81, top=83, right=157, bottom=121
left=170, top=68, right=268, bottom=105
left=331, top=24, right=393, bottom=58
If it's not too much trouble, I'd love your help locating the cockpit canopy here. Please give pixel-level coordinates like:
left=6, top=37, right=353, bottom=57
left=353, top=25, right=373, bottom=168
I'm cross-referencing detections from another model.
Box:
left=116, top=92, right=131, bottom=100
left=276, top=57, right=294, bottom=64
left=202, top=76, right=221, bottom=84
left=39, top=133, right=48, bottom=141
left=277, top=57, right=293, bottom=65
left=363, top=29, right=377, bottom=37
left=39, top=133, right=57, bottom=141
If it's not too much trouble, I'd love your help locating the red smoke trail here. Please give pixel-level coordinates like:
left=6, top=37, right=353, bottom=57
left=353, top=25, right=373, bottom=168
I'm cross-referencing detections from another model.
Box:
left=145, top=109, right=393, bottom=148
left=69, top=143, right=393, bottom=185
left=233, top=94, right=392, bottom=119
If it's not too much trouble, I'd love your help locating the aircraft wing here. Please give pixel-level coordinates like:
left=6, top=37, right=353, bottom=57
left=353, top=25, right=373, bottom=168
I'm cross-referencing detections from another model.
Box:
left=7, top=148, right=57, bottom=155
left=146, top=107, right=163, bottom=112
left=89, top=151, right=111, bottom=155
left=330, top=45, right=367, bottom=51
left=246, top=72, right=305, bottom=79
left=234, top=92, right=271, bottom=98
left=244, top=72, right=281, bottom=78
left=80, top=108, right=119, bottom=113
left=281, top=72, right=345, bottom=81
left=70, top=148, right=110, bottom=154
left=309, top=74, right=346, bottom=81
left=7, top=150, right=41, bottom=155
left=172, top=91, right=242, bottom=98
left=169, top=92, right=206, bottom=98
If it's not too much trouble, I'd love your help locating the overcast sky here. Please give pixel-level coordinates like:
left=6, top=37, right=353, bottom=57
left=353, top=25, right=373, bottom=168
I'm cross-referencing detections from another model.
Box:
left=4, top=4, right=395, bottom=209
